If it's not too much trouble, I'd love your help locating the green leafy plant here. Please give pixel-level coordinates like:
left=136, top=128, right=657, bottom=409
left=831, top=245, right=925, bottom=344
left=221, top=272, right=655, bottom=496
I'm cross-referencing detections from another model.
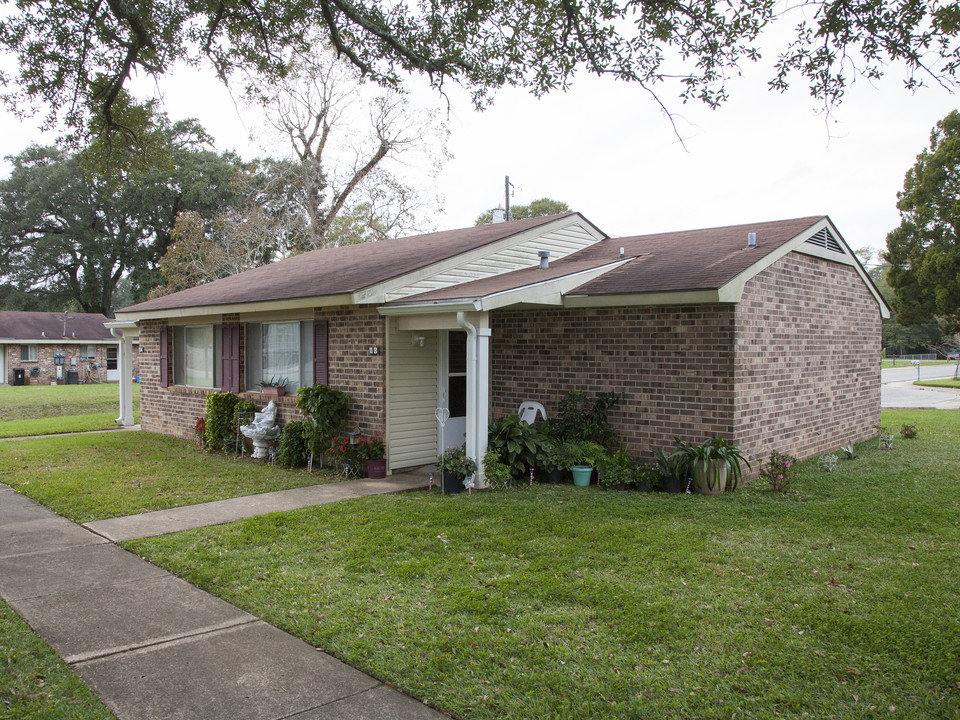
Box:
left=651, top=447, right=679, bottom=479
left=483, top=449, right=513, bottom=489
left=634, top=461, right=661, bottom=492
left=203, top=392, right=240, bottom=452
left=557, top=440, right=605, bottom=469
left=488, top=415, right=541, bottom=479
left=277, top=420, right=310, bottom=468
left=841, top=442, right=858, bottom=460
left=595, top=448, right=634, bottom=489
left=671, top=435, right=752, bottom=493
left=556, top=390, right=621, bottom=446
left=900, top=423, right=919, bottom=439
left=257, top=375, right=289, bottom=389
left=437, top=445, right=477, bottom=478
left=759, top=450, right=797, bottom=493
left=355, top=434, right=385, bottom=461
left=534, top=439, right=562, bottom=474
left=296, top=384, right=351, bottom=463
left=327, top=435, right=366, bottom=477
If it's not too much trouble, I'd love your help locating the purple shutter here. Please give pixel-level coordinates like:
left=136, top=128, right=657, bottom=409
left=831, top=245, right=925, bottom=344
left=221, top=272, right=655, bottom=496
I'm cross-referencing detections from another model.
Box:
left=159, top=326, right=169, bottom=388
left=221, top=324, right=240, bottom=393
left=313, top=319, right=328, bottom=385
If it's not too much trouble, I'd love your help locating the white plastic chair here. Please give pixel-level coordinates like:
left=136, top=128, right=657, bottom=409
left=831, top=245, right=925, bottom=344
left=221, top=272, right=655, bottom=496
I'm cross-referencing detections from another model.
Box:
left=517, top=401, right=547, bottom=425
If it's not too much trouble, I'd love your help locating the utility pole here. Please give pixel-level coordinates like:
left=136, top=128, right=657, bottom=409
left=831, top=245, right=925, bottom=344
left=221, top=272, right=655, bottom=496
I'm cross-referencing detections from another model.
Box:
left=504, top=176, right=514, bottom=221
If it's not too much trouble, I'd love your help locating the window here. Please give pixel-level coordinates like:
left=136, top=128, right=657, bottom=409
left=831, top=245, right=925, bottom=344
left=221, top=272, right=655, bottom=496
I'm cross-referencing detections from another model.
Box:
left=20, top=345, right=37, bottom=362
left=79, top=345, right=96, bottom=361
left=245, top=321, right=314, bottom=392
left=173, top=325, right=220, bottom=388
left=106, top=347, right=118, bottom=371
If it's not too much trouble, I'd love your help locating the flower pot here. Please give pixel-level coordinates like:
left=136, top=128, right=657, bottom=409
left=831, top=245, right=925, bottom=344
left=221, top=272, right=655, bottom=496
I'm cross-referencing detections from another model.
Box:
left=571, top=465, right=593, bottom=487
left=662, top=475, right=683, bottom=494
left=261, top=385, right=286, bottom=398
left=366, top=458, right=386, bottom=479
left=693, top=459, right=727, bottom=495
left=441, top=471, right=463, bottom=494
left=547, top=469, right=565, bottom=485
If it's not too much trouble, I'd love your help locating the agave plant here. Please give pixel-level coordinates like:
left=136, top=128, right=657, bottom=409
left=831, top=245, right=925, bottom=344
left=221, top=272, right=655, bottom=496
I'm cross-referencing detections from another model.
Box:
left=671, top=435, right=752, bottom=494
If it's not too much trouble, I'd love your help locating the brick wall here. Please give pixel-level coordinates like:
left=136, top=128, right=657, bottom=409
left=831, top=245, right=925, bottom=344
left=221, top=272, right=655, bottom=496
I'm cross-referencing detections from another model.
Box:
left=490, top=305, right=738, bottom=458
left=4, top=342, right=117, bottom=385
left=734, top=252, right=882, bottom=462
left=139, top=306, right=387, bottom=440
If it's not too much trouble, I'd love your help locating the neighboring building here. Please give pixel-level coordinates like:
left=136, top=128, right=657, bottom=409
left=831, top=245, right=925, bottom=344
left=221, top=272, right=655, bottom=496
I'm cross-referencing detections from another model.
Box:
left=0, top=311, right=138, bottom=385
left=112, top=213, right=889, bottom=480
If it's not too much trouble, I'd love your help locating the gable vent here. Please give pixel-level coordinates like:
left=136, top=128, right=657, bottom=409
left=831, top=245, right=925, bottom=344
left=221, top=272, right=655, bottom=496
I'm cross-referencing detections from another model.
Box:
left=805, top=227, right=844, bottom=254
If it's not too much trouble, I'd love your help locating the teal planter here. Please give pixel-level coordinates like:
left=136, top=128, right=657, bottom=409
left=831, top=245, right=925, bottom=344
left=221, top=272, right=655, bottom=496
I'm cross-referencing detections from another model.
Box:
left=571, top=465, right=593, bottom=487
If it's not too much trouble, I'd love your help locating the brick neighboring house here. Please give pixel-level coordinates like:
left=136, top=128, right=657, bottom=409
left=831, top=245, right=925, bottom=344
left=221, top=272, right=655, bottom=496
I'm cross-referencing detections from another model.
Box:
left=112, top=213, right=889, bottom=481
left=0, top=311, right=138, bottom=385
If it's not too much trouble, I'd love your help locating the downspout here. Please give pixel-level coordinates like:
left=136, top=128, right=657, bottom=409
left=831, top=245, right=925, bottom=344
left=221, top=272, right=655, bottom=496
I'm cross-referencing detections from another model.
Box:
left=457, top=312, right=482, bottom=486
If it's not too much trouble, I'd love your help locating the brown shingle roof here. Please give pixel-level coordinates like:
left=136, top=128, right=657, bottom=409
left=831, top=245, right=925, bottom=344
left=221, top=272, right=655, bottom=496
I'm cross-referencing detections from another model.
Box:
left=395, top=216, right=826, bottom=303
left=0, top=312, right=115, bottom=341
left=120, top=214, right=580, bottom=314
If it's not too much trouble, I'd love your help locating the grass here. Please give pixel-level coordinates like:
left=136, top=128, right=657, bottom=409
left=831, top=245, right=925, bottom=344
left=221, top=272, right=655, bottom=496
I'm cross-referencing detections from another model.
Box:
left=0, top=384, right=140, bottom=438
left=880, top=359, right=955, bottom=369
left=0, top=599, right=115, bottom=719
left=916, top=377, right=960, bottom=389
left=0, top=433, right=342, bottom=523
left=112, top=409, right=960, bottom=720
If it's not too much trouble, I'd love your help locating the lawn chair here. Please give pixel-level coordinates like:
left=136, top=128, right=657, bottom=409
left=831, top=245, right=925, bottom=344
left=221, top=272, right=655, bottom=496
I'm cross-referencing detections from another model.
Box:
left=517, top=401, right=547, bottom=425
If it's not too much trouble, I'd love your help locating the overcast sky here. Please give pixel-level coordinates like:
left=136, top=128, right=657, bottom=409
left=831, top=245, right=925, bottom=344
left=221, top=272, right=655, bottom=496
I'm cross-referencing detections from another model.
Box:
left=1, top=35, right=956, bottom=263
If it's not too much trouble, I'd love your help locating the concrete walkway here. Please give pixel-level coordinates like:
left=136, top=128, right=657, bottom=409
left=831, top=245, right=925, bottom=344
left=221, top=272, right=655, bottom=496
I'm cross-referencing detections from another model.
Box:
left=0, top=476, right=445, bottom=720
left=85, top=473, right=429, bottom=542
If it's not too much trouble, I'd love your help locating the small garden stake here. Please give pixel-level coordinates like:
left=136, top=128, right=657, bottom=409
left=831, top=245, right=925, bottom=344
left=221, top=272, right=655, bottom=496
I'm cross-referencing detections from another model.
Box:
left=465, top=475, right=475, bottom=495
left=428, top=472, right=434, bottom=491
left=529, top=467, right=534, bottom=486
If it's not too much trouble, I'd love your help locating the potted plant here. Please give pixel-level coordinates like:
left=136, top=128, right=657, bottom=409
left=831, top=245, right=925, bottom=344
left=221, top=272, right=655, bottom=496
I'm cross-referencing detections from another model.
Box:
left=483, top=449, right=513, bottom=490
left=671, top=435, right=751, bottom=495
left=257, top=375, right=289, bottom=397
left=596, top=448, right=634, bottom=490
left=559, top=440, right=604, bottom=487
left=634, top=461, right=660, bottom=492
left=535, top=439, right=564, bottom=484
left=357, top=434, right=386, bottom=478
left=437, top=445, right=477, bottom=495
left=652, top=447, right=684, bottom=494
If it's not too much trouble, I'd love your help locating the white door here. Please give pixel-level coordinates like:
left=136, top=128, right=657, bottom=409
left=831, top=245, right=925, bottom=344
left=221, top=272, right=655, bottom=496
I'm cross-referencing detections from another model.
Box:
left=106, top=346, right=119, bottom=382
left=438, top=331, right=467, bottom=450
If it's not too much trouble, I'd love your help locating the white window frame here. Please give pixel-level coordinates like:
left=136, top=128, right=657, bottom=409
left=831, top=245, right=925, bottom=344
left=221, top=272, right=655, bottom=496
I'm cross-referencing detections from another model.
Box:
left=20, top=345, right=38, bottom=362
left=173, top=324, right=220, bottom=388
left=245, top=320, right=313, bottom=392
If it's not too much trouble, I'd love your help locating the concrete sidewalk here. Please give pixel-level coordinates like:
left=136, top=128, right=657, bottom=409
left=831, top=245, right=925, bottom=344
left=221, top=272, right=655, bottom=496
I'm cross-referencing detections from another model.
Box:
left=0, top=480, right=445, bottom=720
left=84, top=473, right=429, bottom=542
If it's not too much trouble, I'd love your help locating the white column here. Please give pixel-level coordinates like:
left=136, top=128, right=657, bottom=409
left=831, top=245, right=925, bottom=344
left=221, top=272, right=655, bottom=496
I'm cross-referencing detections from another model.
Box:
left=118, top=332, right=135, bottom=426
left=476, top=327, right=491, bottom=487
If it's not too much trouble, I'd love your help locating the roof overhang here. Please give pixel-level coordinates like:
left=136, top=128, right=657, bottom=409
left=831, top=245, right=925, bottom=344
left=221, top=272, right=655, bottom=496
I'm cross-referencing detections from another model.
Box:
left=114, top=294, right=356, bottom=323
left=379, top=260, right=631, bottom=316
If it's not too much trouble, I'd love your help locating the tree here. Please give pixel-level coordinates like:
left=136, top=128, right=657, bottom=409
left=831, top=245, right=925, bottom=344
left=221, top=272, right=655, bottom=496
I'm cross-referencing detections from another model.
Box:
left=2, top=1, right=958, bottom=148
left=885, top=110, right=960, bottom=336
left=248, top=43, right=447, bottom=251
left=475, top=198, right=571, bottom=226
left=0, top=124, right=244, bottom=314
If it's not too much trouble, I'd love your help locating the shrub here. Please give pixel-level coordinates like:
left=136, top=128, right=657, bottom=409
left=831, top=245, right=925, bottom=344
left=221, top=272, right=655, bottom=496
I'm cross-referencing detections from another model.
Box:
left=327, top=435, right=366, bottom=477
left=488, top=415, right=541, bottom=480
left=483, top=449, right=513, bottom=489
left=900, top=423, right=919, bottom=439
left=556, top=390, right=620, bottom=446
left=204, top=392, right=240, bottom=451
left=596, top=448, right=634, bottom=488
left=277, top=420, right=309, bottom=468
left=759, top=450, right=797, bottom=493
left=296, top=385, right=351, bottom=462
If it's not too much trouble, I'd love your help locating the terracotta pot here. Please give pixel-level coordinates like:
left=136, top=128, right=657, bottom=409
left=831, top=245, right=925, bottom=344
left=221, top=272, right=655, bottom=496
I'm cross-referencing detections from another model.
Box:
left=366, top=458, right=386, bottom=479
left=261, top=385, right=286, bottom=398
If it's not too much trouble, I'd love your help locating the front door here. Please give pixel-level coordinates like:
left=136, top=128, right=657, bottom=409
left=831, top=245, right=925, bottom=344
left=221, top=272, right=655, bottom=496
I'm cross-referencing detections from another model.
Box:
left=438, top=331, right=467, bottom=450
left=106, top=346, right=119, bottom=382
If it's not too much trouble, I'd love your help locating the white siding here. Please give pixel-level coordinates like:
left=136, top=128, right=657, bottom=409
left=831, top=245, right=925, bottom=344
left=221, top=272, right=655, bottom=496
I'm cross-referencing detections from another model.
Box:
left=385, top=222, right=602, bottom=301
left=387, top=320, right=439, bottom=471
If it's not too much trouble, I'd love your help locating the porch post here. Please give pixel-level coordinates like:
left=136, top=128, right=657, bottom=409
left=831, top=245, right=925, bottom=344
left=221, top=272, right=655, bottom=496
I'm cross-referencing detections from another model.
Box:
left=107, top=322, right=139, bottom=427
left=476, top=327, right=491, bottom=486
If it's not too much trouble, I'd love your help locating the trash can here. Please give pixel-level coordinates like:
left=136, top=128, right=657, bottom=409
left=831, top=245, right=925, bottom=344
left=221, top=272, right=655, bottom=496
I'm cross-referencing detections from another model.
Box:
left=66, top=369, right=80, bottom=385
left=13, top=368, right=25, bottom=386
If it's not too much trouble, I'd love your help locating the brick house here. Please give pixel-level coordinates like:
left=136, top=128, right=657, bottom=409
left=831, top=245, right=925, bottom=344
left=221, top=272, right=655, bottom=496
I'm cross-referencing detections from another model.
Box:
left=112, top=213, right=888, bottom=481
left=0, top=311, right=137, bottom=385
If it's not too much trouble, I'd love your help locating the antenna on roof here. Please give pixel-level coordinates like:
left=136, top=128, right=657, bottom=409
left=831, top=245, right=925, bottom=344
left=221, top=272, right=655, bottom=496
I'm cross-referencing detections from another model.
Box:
left=504, top=175, right=514, bottom=221
left=61, top=310, right=73, bottom=337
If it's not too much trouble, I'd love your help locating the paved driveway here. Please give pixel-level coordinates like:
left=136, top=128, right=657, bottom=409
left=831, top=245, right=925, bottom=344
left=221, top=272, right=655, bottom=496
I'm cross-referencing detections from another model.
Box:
left=881, top=364, right=960, bottom=409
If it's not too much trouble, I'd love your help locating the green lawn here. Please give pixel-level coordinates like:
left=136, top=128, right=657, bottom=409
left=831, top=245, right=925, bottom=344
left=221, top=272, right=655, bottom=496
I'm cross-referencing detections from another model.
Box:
left=0, top=383, right=140, bottom=437
left=112, top=409, right=960, bottom=720
left=0, top=432, right=341, bottom=523
left=0, top=598, right=115, bottom=719
left=916, top=377, right=960, bottom=389
left=880, top=359, right=955, bottom=369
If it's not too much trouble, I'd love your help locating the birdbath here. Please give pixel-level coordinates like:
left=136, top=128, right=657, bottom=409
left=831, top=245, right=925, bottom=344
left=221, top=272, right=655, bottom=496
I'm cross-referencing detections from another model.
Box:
left=240, top=400, right=281, bottom=459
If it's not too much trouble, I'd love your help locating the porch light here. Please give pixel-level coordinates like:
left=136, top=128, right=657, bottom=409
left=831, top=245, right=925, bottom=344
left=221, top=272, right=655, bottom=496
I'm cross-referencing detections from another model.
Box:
left=411, top=334, right=425, bottom=347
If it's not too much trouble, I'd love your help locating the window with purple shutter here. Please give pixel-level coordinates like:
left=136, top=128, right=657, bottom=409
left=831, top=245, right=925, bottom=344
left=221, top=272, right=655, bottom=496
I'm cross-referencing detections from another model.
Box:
left=313, top=319, right=328, bottom=385
left=159, top=326, right=169, bottom=388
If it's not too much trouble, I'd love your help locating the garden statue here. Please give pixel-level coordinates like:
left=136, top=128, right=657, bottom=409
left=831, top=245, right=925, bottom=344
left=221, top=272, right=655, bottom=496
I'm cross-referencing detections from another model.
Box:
left=240, top=400, right=281, bottom=459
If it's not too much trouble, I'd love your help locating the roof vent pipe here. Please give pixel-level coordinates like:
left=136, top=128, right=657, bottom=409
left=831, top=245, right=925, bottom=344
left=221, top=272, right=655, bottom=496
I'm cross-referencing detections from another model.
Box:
left=619, top=247, right=625, bottom=259
left=538, top=250, right=550, bottom=269
left=491, top=208, right=506, bottom=224
left=747, top=232, right=757, bottom=247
